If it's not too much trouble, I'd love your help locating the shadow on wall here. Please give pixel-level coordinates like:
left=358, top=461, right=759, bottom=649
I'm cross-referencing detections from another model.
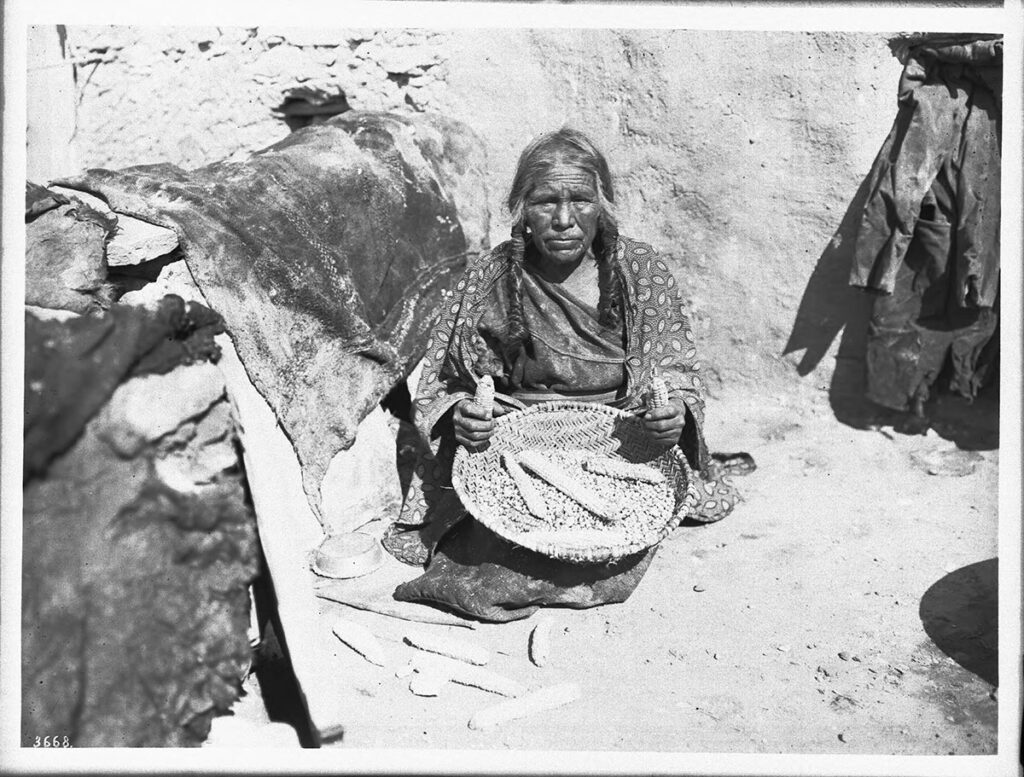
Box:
left=781, top=174, right=876, bottom=420
left=919, top=558, right=998, bottom=687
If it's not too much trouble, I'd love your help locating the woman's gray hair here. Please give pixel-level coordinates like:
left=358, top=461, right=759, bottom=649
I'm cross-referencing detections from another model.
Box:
left=506, top=127, right=617, bottom=224
left=501, top=128, right=623, bottom=374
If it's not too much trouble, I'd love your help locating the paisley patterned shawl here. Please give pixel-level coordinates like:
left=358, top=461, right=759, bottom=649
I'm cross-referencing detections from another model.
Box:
left=395, top=235, right=737, bottom=545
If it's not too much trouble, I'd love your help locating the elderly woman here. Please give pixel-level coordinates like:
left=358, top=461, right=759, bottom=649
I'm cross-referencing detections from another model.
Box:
left=383, top=128, right=740, bottom=621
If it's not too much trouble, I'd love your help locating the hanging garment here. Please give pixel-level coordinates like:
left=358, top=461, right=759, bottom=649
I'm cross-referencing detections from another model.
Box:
left=849, top=37, right=1001, bottom=411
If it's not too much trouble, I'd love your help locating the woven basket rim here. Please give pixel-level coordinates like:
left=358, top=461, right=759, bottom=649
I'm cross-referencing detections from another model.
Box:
left=491, top=399, right=635, bottom=427
left=452, top=400, right=698, bottom=563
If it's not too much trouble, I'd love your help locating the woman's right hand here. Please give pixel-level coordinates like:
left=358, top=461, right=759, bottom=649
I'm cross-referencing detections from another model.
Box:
left=453, top=398, right=496, bottom=451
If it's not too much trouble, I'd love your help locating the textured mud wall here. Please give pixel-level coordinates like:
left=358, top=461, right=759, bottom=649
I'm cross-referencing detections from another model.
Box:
left=41, top=26, right=904, bottom=408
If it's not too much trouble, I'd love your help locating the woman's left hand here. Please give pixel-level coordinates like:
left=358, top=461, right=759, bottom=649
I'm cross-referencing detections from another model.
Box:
left=642, top=398, right=688, bottom=450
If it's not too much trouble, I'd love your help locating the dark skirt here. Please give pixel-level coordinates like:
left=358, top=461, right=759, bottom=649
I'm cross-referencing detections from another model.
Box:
left=386, top=516, right=655, bottom=623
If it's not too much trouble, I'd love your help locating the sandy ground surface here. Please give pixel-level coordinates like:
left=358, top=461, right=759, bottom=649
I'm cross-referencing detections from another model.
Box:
left=214, top=387, right=1000, bottom=755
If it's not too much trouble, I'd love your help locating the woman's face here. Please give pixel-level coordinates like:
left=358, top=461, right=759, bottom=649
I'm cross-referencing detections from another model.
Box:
left=523, top=162, right=601, bottom=268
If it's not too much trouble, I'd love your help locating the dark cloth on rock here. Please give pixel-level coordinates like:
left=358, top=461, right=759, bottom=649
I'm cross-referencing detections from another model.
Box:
left=54, top=112, right=484, bottom=517
left=25, top=182, right=118, bottom=314
left=848, top=37, right=1001, bottom=410
left=384, top=237, right=741, bottom=621
left=25, top=181, right=69, bottom=220
left=24, top=295, right=223, bottom=482
left=23, top=432, right=257, bottom=746
left=24, top=301, right=253, bottom=745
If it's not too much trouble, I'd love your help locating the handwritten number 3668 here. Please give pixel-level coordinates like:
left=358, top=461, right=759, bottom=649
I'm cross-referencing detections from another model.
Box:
left=33, top=736, right=71, bottom=747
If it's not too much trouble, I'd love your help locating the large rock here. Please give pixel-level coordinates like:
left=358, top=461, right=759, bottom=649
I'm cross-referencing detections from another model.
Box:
left=116, top=259, right=197, bottom=309
left=22, top=311, right=257, bottom=747
left=56, top=111, right=490, bottom=520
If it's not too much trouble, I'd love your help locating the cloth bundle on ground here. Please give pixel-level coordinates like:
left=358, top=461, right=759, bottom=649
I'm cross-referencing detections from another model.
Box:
left=848, top=35, right=1001, bottom=412
left=385, top=238, right=745, bottom=622
left=54, top=112, right=487, bottom=517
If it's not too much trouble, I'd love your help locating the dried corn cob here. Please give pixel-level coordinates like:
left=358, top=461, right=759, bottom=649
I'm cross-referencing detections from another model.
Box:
left=503, top=453, right=551, bottom=520
left=468, top=683, right=582, bottom=730
left=650, top=376, right=670, bottom=409
left=583, top=457, right=666, bottom=485
left=404, top=630, right=490, bottom=666
left=474, top=374, right=495, bottom=420
left=516, top=451, right=621, bottom=523
left=414, top=654, right=525, bottom=697
left=332, top=619, right=387, bottom=667
left=409, top=671, right=448, bottom=697
left=450, top=666, right=526, bottom=698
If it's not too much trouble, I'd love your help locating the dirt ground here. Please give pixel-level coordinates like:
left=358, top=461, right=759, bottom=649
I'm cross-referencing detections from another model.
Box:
left=218, top=384, right=1000, bottom=754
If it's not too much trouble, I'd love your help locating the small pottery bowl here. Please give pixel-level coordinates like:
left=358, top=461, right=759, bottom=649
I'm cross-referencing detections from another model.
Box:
left=311, top=532, right=383, bottom=579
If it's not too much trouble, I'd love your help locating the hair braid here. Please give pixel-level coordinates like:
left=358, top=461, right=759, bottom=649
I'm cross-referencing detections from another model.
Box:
left=595, top=214, right=622, bottom=330
left=505, top=220, right=531, bottom=356
left=504, top=127, right=621, bottom=349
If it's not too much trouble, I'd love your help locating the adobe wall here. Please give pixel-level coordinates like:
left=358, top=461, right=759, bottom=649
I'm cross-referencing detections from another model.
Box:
left=31, top=26, right=904, bottom=410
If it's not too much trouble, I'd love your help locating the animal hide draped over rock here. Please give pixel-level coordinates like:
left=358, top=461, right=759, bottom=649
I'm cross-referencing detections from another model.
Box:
left=55, top=111, right=489, bottom=519
left=23, top=308, right=257, bottom=747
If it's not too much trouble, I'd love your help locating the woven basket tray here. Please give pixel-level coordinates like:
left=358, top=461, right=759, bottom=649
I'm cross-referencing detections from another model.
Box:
left=451, top=401, right=698, bottom=564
